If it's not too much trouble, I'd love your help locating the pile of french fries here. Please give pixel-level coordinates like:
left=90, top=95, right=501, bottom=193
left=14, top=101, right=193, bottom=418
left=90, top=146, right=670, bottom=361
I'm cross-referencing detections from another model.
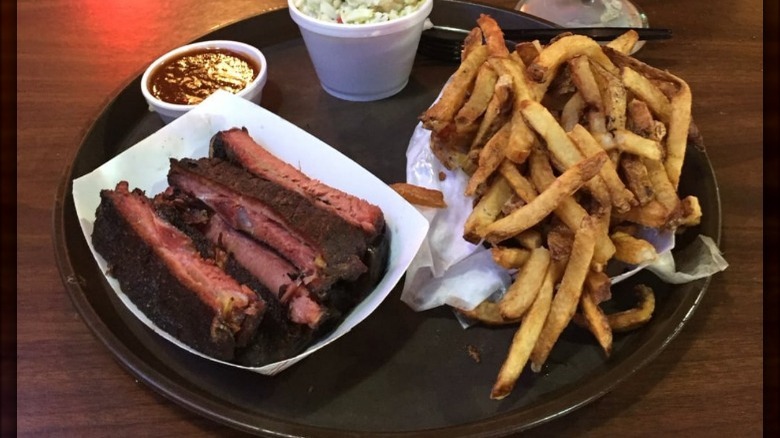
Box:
left=414, top=15, right=703, bottom=400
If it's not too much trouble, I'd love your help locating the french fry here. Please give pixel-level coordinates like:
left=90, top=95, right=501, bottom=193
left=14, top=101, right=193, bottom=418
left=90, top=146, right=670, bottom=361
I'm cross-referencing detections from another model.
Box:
left=626, top=99, right=665, bottom=141
left=461, top=26, right=484, bottom=62
left=591, top=61, right=628, bottom=132
left=484, top=152, right=607, bottom=243
left=568, top=55, right=604, bottom=115
left=491, top=246, right=531, bottom=269
left=527, top=34, right=619, bottom=86
left=520, top=99, right=585, bottom=168
left=498, top=159, right=538, bottom=203
left=528, top=145, right=616, bottom=264
left=478, top=13, right=510, bottom=58
left=585, top=269, right=612, bottom=304
left=664, top=79, right=692, bottom=189
left=611, top=231, right=658, bottom=265
left=613, top=129, right=664, bottom=161
left=490, top=263, right=555, bottom=399
left=580, top=286, right=613, bottom=357
left=606, top=29, right=640, bottom=55
left=643, top=157, right=681, bottom=215
left=679, top=195, right=702, bottom=227
left=621, top=66, right=672, bottom=124
left=514, top=41, right=542, bottom=66
left=531, top=215, right=597, bottom=371
left=519, top=100, right=612, bottom=206
left=499, top=247, right=551, bottom=319
left=515, top=229, right=543, bottom=249
left=619, top=154, right=655, bottom=205
left=389, top=183, right=447, bottom=208
left=470, top=74, right=514, bottom=151
left=569, top=124, right=637, bottom=213
left=561, top=92, right=586, bottom=132
left=607, top=284, right=655, bottom=332
left=420, top=45, right=489, bottom=133
left=455, top=63, right=499, bottom=128
left=464, top=175, right=513, bottom=243
left=488, top=57, right=537, bottom=163
left=416, top=16, right=701, bottom=400
left=613, top=199, right=669, bottom=228
left=465, top=123, right=511, bottom=196
left=457, top=300, right=521, bottom=326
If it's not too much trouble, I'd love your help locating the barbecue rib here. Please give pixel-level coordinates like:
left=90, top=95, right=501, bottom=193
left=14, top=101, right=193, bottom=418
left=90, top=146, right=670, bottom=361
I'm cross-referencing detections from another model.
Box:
left=92, top=128, right=390, bottom=366
left=168, top=157, right=369, bottom=290
left=210, top=127, right=385, bottom=239
left=92, top=182, right=264, bottom=361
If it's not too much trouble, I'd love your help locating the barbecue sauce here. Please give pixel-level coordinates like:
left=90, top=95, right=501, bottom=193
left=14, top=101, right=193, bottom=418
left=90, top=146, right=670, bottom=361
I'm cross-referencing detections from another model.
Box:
left=148, top=48, right=260, bottom=105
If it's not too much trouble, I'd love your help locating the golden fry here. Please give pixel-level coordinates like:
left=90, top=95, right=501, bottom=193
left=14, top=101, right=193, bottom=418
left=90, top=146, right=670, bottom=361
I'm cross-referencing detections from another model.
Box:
left=477, top=14, right=510, bottom=58
left=461, top=26, right=484, bottom=62
left=457, top=300, right=521, bottom=326
left=455, top=63, right=499, bottom=128
left=484, top=152, right=607, bottom=243
left=465, top=123, right=511, bottom=196
left=568, top=124, right=637, bottom=213
left=499, top=247, right=551, bottom=319
left=527, top=34, right=619, bottom=85
left=580, top=286, right=613, bottom=357
left=613, top=129, right=664, bottom=161
left=613, top=199, right=669, bottom=228
left=528, top=146, right=616, bottom=264
left=591, top=61, right=628, bottom=132
left=515, top=229, right=543, bottom=249
left=463, top=175, right=513, bottom=243
left=605, top=29, right=640, bottom=55
left=470, top=74, right=514, bottom=151
left=498, top=159, right=538, bottom=203
left=561, top=92, right=586, bottom=132
left=607, top=284, right=655, bottom=332
left=490, top=263, right=555, bottom=399
left=619, top=154, right=655, bottom=205
left=420, top=45, right=489, bottom=133
left=585, top=270, right=612, bottom=304
left=679, top=195, right=702, bottom=227
left=643, top=157, right=681, bottom=215
left=491, top=246, right=531, bottom=269
left=389, top=183, right=447, bottom=208
left=664, top=78, right=692, bottom=189
left=530, top=215, right=597, bottom=371
left=611, top=231, right=658, bottom=265
left=621, top=67, right=672, bottom=123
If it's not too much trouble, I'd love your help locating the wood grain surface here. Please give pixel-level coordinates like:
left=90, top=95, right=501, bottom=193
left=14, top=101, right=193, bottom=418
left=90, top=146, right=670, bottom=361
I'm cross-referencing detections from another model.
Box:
left=16, top=0, right=765, bottom=436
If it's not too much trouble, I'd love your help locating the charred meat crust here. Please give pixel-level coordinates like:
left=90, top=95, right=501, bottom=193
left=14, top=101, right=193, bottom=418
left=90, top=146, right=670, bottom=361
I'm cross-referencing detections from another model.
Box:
left=152, top=188, right=390, bottom=367
left=93, top=183, right=264, bottom=361
left=210, top=127, right=385, bottom=239
left=168, top=157, right=369, bottom=287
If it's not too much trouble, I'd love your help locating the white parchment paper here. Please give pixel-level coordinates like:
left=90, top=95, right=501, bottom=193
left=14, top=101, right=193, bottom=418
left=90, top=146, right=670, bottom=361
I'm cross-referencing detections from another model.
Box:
left=72, top=90, right=429, bottom=375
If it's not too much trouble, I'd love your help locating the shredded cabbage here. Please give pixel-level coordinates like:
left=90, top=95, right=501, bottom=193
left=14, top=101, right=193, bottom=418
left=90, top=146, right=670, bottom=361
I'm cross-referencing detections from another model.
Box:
left=294, top=0, right=425, bottom=24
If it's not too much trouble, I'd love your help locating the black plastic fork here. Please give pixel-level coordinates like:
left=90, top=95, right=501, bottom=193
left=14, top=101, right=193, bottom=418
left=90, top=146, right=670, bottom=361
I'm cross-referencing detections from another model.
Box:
left=417, top=25, right=673, bottom=63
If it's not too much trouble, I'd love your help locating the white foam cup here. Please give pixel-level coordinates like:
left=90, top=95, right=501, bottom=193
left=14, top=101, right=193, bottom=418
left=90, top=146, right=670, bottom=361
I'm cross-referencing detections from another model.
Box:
left=289, top=0, right=434, bottom=101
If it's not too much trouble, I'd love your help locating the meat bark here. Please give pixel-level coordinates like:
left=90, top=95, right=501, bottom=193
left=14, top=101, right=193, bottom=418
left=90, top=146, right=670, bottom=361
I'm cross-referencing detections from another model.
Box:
left=210, top=127, right=385, bottom=238
left=168, top=157, right=369, bottom=290
left=92, top=182, right=264, bottom=361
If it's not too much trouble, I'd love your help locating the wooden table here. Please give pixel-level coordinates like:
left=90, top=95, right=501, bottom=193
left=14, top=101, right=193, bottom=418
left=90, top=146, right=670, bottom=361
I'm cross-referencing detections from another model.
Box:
left=16, top=0, right=766, bottom=436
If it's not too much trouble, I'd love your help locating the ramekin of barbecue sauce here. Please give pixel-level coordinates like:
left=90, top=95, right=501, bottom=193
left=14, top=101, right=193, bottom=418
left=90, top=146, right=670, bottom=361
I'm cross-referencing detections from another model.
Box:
left=141, top=40, right=267, bottom=123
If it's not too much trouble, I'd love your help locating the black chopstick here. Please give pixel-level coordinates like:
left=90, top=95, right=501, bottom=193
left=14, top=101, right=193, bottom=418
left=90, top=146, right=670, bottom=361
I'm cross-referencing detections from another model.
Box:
left=429, top=26, right=672, bottom=42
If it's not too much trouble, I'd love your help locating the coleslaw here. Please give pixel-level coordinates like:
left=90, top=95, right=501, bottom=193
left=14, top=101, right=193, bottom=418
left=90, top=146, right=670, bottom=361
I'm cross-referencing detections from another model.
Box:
left=293, top=0, right=427, bottom=24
